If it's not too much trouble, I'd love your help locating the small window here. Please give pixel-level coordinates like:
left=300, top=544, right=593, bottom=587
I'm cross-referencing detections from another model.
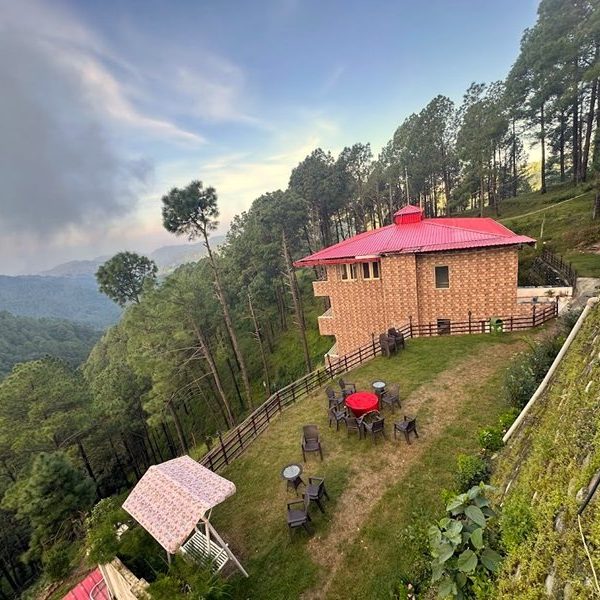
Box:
left=435, top=266, right=449, bottom=289
left=437, top=319, right=451, bottom=335
left=340, top=263, right=357, bottom=281
left=362, top=261, right=380, bottom=280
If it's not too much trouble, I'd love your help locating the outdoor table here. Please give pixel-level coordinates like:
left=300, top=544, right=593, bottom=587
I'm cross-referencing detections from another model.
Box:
left=372, top=380, right=386, bottom=399
left=345, top=391, right=379, bottom=418
left=281, top=463, right=304, bottom=494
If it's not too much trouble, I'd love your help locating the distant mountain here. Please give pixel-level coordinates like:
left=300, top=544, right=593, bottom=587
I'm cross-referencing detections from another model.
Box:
left=40, top=257, right=109, bottom=277
left=0, top=311, right=101, bottom=378
left=37, top=236, right=226, bottom=277
left=0, top=275, right=121, bottom=329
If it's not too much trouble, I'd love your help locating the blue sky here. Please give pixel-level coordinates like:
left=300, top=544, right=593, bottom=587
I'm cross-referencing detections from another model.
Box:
left=0, top=0, right=539, bottom=274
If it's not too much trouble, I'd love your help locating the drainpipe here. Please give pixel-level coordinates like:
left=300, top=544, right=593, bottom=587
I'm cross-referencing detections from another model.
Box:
left=503, top=296, right=599, bottom=443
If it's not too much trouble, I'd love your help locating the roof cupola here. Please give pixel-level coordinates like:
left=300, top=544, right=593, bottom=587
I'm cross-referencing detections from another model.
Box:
left=393, top=204, right=423, bottom=225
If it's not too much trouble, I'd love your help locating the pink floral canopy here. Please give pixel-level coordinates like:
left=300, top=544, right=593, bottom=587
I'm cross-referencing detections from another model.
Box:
left=122, top=456, right=236, bottom=554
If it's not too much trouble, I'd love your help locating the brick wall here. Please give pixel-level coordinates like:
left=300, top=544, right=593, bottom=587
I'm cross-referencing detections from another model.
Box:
left=312, top=246, right=530, bottom=355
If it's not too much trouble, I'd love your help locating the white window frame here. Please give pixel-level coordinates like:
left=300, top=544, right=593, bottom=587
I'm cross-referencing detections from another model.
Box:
left=362, top=261, right=380, bottom=280
left=340, top=263, right=357, bottom=281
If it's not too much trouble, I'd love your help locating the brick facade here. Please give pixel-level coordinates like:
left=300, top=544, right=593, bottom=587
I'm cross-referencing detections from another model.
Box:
left=313, top=246, right=531, bottom=356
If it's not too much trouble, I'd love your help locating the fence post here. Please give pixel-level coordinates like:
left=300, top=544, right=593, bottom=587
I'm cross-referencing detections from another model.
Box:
left=252, top=414, right=257, bottom=437
left=481, top=320, right=485, bottom=333
left=344, top=354, right=348, bottom=372
left=218, top=431, right=228, bottom=466
left=510, top=315, right=513, bottom=331
left=532, top=304, right=537, bottom=327
left=555, top=296, right=559, bottom=317
left=237, top=429, right=243, bottom=450
left=409, top=315, right=413, bottom=338
left=277, top=393, right=282, bottom=412
left=358, top=345, right=362, bottom=363
left=326, top=354, right=332, bottom=377
left=371, top=333, right=376, bottom=356
left=291, top=386, right=296, bottom=403
left=429, top=322, right=433, bottom=337
left=208, top=453, right=214, bottom=471
left=468, top=311, right=472, bottom=334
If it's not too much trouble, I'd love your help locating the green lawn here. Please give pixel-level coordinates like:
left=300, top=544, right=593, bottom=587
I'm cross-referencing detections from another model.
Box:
left=209, top=331, right=540, bottom=599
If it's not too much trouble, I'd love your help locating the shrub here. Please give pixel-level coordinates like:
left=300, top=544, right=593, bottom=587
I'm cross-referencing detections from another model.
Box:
left=477, top=427, right=503, bottom=453
left=559, top=308, right=583, bottom=333
left=429, top=484, right=503, bottom=599
left=499, top=493, right=535, bottom=552
left=42, top=542, right=73, bottom=581
left=85, top=498, right=128, bottom=565
left=456, top=454, right=489, bottom=492
left=497, top=409, right=520, bottom=432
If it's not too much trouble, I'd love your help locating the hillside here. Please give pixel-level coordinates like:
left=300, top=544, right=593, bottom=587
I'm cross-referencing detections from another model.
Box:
left=38, top=236, right=226, bottom=277
left=492, top=300, right=600, bottom=598
left=464, top=182, right=600, bottom=277
left=0, top=311, right=100, bottom=378
left=0, top=275, right=121, bottom=329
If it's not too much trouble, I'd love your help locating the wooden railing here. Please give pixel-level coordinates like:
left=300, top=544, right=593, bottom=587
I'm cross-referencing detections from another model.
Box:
left=540, top=248, right=578, bottom=287
left=200, top=306, right=556, bottom=472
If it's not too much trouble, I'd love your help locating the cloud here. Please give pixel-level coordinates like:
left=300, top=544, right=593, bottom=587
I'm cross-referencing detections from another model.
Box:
left=0, top=30, right=157, bottom=241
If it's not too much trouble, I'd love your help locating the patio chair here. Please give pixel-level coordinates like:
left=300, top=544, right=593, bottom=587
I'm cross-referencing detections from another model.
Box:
left=394, top=416, right=419, bottom=444
left=388, top=328, right=406, bottom=350
left=301, top=425, right=323, bottom=461
left=328, top=405, right=347, bottom=430
left=286, top=494, right=311, bottom=534
left=344, top=415, right=362, bottom=439
left=306, top=476, right=330, bottom=513
left=326, top=386, right=344, bottom=409
left=380, top=384, right=400, bottom=412
left=338, top=378, right=356, bottom=398
left=361, top=414, right=386, bottom=443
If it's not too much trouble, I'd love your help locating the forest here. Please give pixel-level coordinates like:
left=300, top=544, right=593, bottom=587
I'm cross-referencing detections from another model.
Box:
left=0, top=1, right=598, bottom=597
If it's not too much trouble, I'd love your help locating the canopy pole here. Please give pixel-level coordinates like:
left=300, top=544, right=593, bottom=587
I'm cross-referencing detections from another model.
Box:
left=205, top=521, right=249, bottom=578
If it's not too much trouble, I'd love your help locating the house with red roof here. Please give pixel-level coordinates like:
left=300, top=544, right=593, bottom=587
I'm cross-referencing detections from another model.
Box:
left=294, top=205, right=536, bottom=357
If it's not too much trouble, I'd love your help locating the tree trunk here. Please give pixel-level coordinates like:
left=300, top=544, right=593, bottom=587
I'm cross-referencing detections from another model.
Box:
left=582, top=79, right=598, bottom=181
left=77, top=439, right=99, bottom=492
left=190, top=321, right=235, bottom=427
left=161, top=420, right=177, bottom=458
left=541, top=102, right=547, bottom=194
left=202, top=232, right=252, bottom=407
left=122, top=434, right=141, bottom=480
left=512, top=118, right=518, bottom=197
left=560, top=110, right=566, bottom=182
left=282, top=233, right=312, bottom=374
left=167, top=401, right=187, bottom=454
left=573, top=58, right=580, bottom=183
left=248, top=293, right=272, bottom=393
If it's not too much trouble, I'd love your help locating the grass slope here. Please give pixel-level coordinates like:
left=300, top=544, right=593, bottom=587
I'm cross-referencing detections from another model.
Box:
left=491, top=303, right=600, bottom=599
left=209, top=331, right=538, bottom=599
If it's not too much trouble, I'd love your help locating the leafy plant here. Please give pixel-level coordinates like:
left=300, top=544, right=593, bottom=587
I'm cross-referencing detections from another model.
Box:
left=456, top=455, right=489, bottom=492
left=477, top=427, right=503, bottom=453
left=42, top=542, right=73, bottom=581
left=497, top=409, right=519, bottom=432
left=429, top=484, right=503, bottom=599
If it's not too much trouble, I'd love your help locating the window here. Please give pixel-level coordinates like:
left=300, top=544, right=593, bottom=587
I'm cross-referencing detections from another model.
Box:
left=435, top=266, right=449, bottom=288
left=362, top=261, right=380, bottom=280
left=340, top=263, right=357, bottom=281
left=437, top=319, right=451, bottom=335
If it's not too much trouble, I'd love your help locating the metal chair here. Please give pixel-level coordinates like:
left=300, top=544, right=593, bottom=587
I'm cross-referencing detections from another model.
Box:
left=301, top=425, right=323, bottom=461
left=306, top=476, right=330, bottom=513
left=286, top=494, right=311, bottom=534
left=380, top=384, right=400, bottom=412
left=326, top=386, right=345, bottom=409
left=394, top=416, right=419, bottom=444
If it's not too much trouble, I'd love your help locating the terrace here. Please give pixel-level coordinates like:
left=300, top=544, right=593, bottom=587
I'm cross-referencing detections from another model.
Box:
left=198, top=329, right=549, bottom=599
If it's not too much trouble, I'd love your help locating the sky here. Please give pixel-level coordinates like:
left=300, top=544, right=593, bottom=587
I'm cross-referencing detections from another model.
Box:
left=0, top=0, right=539, bottom=275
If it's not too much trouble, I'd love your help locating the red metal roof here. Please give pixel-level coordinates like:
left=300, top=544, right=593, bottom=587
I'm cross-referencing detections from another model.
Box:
left=294, top=207, right=535, bottom=267
left=63, top=568, right=109, bottom=600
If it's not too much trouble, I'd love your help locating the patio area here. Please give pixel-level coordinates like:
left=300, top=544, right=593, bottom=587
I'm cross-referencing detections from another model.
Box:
left=206, top=330, right=544, bottom=599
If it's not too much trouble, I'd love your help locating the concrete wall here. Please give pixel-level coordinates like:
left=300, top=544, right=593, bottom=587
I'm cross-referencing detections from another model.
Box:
left=99, top=558, right=149, bottom=600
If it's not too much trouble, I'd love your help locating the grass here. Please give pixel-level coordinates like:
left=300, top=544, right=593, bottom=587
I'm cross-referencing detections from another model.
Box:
left=208, top=331, right=536, bottom=599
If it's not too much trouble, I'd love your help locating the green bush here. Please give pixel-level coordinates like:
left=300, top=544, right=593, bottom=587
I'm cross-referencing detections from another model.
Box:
left=456, top=454, right=489, bottom=492
left=497, top=409, right=520, bottom=432
left=477, top=427, right=503, bottom=453
left=499, top=493, right=536, bottom=552
left=42, top=542, right=73, bottom=581
left=85, top=497, right=130, bottom=565
left=429, top=484, right=503, bottom=599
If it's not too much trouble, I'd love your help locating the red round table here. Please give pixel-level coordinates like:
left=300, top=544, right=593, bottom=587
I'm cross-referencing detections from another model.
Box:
left=345, top=392, right=379, bottom=417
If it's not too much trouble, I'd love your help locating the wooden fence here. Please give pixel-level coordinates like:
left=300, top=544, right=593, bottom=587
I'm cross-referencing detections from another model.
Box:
left=541, top=248, right=578, bottom=287
left=200, top=304, right=557, bottom=472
